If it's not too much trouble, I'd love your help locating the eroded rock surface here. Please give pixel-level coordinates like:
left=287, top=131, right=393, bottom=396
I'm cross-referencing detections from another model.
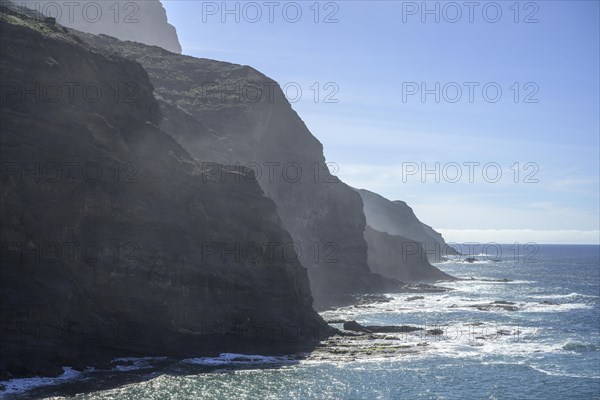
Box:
left=0, top=9, right=324, bottom=378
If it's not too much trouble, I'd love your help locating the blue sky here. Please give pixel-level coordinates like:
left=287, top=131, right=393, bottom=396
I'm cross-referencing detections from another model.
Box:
left=162, top=1, right=599, bottom=244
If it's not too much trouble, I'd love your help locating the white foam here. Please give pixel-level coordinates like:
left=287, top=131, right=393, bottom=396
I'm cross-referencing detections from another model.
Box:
left=528, top=293, right=599, bottom=299
left=458, top=260, right=494, bottom=264
left=111, top=356, right=168, bottom=371
left=0, top=367, right=81, bottom=396
left=183, top=353, right=295, bottom=366
left=521, top=302, right=593, bottom=313
left=529, top=364, right=600, bottom=379
left=391, top=325, right=562, bottom=362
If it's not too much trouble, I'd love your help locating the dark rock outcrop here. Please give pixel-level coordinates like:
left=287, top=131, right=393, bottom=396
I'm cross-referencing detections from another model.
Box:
left=74, top=29, right=400, bottom=305
left=469, top=301, right=520, bottom=312
left=426, top=329, right=444, bottom=336
left=357, top=189, right=459, bottom=262
left=3, top=0, right=182, bottom=53
left=0, top=10, right=325, bottom=378
left=367, top=325, right=423, bottom=334
left=343, top=321, right=371, bottom=333
left=342, top=321, right=423, bottom=334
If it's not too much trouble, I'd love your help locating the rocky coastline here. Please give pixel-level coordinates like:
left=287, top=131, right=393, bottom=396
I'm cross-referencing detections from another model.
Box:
left=1, top=3, right=459, bottom=383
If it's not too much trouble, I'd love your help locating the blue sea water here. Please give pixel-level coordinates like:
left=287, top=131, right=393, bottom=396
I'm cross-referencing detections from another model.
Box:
left=2, top=244, right=599, bottom=399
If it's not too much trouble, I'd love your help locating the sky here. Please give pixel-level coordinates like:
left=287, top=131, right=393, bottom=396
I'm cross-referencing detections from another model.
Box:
left=161, top=0, right=599, bottom=244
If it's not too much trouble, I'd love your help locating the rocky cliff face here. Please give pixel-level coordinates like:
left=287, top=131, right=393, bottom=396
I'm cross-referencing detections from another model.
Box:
left=4, top=0, right=182, bottom=53
left=76, top=32, right=399, bottom=305
left=0, top=9, right=325, bottom=379
left=357, top=189, right=459, bottom=262
left=365, top=226, right=453, bottom=282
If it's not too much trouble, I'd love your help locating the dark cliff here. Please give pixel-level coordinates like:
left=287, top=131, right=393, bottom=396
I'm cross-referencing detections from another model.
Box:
left=4, top=0, right=182, bottom=53
left=365, top=226, right=454, bottom=282
left=75, top=32, right=399, bottom=305
left=357, top=189, right=459, bottom=262
left=0, top=10, right=325, bottom=379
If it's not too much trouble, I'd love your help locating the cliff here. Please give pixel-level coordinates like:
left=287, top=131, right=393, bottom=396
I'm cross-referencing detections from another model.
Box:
left=3, top=0, right=182, bottom=53
left=365, top=226, right=454, bottom=282
left=0, top=9, right=325, bottom=379
left=357, top=189, right=459, bottom=262
left=75, top=31, right=400, bottom=305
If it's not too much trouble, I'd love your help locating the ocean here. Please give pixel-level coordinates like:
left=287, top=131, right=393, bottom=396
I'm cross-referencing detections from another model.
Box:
left=2, top=244, right=599, bottom=399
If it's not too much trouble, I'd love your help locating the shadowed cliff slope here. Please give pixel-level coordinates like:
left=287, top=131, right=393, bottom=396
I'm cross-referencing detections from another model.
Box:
left=365, top=226, right=454, bottom=282
left=0, top=10, right=325, bottom=379
left=76, top=31, right=400, bottom=305
left=357, top=189, right=459, bottom=262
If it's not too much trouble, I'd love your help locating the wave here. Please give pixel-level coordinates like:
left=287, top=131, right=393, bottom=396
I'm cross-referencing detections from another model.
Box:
left=111, top=356, right=168, bottom=371
left=529, top=364, right=600, bottom=379
left=0, top=367, right=82, bottom=396
left=183, top=353, right=297, bottom=366
left=561, top=342, right=599, bottom=353
left=529, top=293, right=600, bottom=300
